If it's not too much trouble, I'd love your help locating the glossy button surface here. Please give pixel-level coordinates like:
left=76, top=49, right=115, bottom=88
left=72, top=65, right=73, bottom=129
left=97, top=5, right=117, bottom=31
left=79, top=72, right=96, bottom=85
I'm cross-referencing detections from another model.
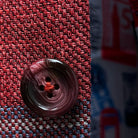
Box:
left=20, top=59, right=78, bottom=117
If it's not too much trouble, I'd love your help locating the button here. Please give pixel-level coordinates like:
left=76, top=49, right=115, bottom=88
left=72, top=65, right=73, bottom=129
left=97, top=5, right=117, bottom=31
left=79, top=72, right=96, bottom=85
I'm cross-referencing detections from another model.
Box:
left=20, top=59, right=78, bottom=117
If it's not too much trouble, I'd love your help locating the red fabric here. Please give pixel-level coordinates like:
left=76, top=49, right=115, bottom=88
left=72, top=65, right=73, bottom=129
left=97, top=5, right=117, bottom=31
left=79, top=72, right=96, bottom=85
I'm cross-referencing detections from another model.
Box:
left=0, top=0, right=91, bottom=137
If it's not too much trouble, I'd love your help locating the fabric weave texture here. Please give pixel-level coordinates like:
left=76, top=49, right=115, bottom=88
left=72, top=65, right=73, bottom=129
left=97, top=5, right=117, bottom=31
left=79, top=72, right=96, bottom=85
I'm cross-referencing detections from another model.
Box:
left=0, top=0, right=91, bottom=137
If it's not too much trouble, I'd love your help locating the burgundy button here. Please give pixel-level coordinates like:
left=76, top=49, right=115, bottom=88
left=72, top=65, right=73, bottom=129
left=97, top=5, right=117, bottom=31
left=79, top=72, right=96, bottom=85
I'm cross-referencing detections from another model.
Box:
left=20, top=59, right=78, bottom=117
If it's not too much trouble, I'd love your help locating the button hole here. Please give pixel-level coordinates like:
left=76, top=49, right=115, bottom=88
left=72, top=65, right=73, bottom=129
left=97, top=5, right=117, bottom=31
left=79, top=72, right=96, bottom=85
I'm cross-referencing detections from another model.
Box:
left=39, top=85, right=45, bottom=91
left=54, top=84, right=59, bottom=90
left=47, top=93, right=53, bottom=98
left=46, top=77, right=51, bottom=82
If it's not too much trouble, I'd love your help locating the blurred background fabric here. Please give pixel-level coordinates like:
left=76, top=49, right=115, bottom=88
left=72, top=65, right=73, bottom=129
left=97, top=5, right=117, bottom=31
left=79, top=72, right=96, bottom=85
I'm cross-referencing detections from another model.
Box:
left=90, top=0, right=138, bottom=138
left=0, top=0, right=91, bottom=137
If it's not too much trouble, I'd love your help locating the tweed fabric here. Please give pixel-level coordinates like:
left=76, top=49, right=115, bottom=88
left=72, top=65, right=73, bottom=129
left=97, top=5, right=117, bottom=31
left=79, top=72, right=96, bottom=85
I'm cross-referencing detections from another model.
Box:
left=0, top=0, right=91, bottom=137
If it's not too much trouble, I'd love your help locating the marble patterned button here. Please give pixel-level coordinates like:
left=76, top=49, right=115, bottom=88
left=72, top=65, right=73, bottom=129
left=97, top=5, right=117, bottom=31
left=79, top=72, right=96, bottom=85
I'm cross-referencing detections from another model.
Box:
left=20, top=59, right=78, bottom=117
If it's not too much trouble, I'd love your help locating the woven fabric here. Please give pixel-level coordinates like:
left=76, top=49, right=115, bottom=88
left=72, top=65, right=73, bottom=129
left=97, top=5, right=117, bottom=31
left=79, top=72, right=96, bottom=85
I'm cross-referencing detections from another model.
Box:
left=0, top=0, right=91, bottom=137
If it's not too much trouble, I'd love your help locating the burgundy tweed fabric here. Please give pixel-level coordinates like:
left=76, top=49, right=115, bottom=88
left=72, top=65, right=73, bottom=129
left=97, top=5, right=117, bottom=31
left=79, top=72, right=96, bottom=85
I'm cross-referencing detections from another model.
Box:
left=0, top=0, right=91, bottom=137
